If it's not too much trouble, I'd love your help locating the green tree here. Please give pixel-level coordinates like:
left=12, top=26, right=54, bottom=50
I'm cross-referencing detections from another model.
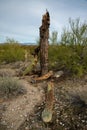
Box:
left=5, top=37, right=19, bottom=44
left=61, top=18, right=87, bottom=46
left=36, top=37, right=40, bottom=45
left=69, top=18, right=87, bottom=45
left=50, top=31, right=58, bottom=45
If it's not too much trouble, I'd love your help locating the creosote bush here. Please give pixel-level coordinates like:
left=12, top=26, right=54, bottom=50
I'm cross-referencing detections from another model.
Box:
left=49, top=18, right=87, bottom=77
left=48, top=44, right=86, bottom=77
left=0, top=77, right=26, bottom=98
left=0, top=39, right=25, bottom=63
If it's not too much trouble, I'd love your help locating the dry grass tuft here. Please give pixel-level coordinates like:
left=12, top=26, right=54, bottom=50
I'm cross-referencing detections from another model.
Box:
left=0, top=77, right=26, bottom=98
left=0, top=69, right=16, bottom=77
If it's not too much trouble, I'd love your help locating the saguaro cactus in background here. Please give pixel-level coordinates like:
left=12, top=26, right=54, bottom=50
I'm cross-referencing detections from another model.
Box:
left=39, top=10, right=50, bottom=75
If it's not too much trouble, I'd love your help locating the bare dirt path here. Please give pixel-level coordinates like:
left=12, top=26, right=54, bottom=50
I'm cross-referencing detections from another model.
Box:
left=1, top=79, right=44, bottom=130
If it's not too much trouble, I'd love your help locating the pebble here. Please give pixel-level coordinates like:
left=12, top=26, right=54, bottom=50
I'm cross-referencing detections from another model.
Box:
left=25, top=126, right=29, bottom=130
left=11, top=108, right=14, bottom=111
left=65, top=115, right=68, bottom=118
left=1, top=120, right=6, bottom=125
left=77, top=124, right=80, bottom=127
left=17, top=107, right=20, bottom=110
left=82, top=120, right=85, bottom=123
left=32, top=120, right=35, bottom=123
left=78, top=116, right=81, bottom=119
left=57, top=111, right=60, bottom=115
left=11, top=122, right=14, bottom=128
left=24, top=114, right=27, bottom=117
left=26, top=118, right=29, bottom=121
left=59, top=121, right=63, bottom=125
left=7, top=125, right=10, bottom=129
left=20, top=114, right=23, bottom=117
left=56, top=119, right=59, bottom=123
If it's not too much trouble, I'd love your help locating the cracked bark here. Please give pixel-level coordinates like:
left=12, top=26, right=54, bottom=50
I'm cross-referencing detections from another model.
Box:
left=39, top=10, right=50, bottom=75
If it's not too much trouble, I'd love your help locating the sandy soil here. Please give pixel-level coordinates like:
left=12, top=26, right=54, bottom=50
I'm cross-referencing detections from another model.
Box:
left=0, top=79, right=44, bottom=130
left=0, top=63, right=87, bottom=130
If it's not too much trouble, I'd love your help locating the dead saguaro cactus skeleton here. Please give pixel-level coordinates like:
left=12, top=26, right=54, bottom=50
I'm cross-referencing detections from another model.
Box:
left=39, top=10, right=50, bottom=75
left=42, top=81, right=54, bottom=123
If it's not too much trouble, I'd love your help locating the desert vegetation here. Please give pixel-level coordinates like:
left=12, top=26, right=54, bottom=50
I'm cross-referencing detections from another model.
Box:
left=0, top=19, right=87, bottom=77
left=0, top=18, right=87, bottom=130
left=0, top=77, right=26, bottom=99
left=49, top=18, right=87, bottom=77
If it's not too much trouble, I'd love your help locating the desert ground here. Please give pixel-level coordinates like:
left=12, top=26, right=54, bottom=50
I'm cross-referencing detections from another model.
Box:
left=0, top=61, right=87, bottom=130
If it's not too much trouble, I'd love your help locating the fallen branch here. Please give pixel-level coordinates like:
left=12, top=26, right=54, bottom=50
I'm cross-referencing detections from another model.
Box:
left=31, top=71, right=53, bottom=83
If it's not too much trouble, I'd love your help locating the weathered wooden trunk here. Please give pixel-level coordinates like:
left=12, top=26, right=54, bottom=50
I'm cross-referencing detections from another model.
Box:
left=39, top=11, right=50, bottom=75
left=42, top=81, right=54, bottom=123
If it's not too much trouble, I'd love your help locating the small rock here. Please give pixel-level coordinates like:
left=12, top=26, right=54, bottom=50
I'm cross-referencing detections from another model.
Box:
left=26, top=118, right=29, bottom=121
left=24, top=114, right=27, bottom=117
left=17, top=107, right=20, bottom=110
left=20, top=115, right=23, bottom=117
left=59, top=121, right=63, bottom=125
left=12, top=108, right=14, bottom=111
left=82, top=120, right=85, bottom=123
left=56, top=119, right=59, bottom=123
left=25, top=126, right=29, bottom=130
left=1, top=120, right=6, bottom=125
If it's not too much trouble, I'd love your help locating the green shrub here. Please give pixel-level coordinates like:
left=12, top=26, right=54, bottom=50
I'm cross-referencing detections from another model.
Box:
left=49, top=45, right=73, bottom=70
left=0, top=39, right=25, bottom=63
left=0, top=77, right=26, bottom=98
left=1, top=43, right=25, bottom=63
left=48, top=44, right=87, bottom=77
left=82, top=46, right=87, bottom=72
left=48, top=18, right=87, bottom=77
